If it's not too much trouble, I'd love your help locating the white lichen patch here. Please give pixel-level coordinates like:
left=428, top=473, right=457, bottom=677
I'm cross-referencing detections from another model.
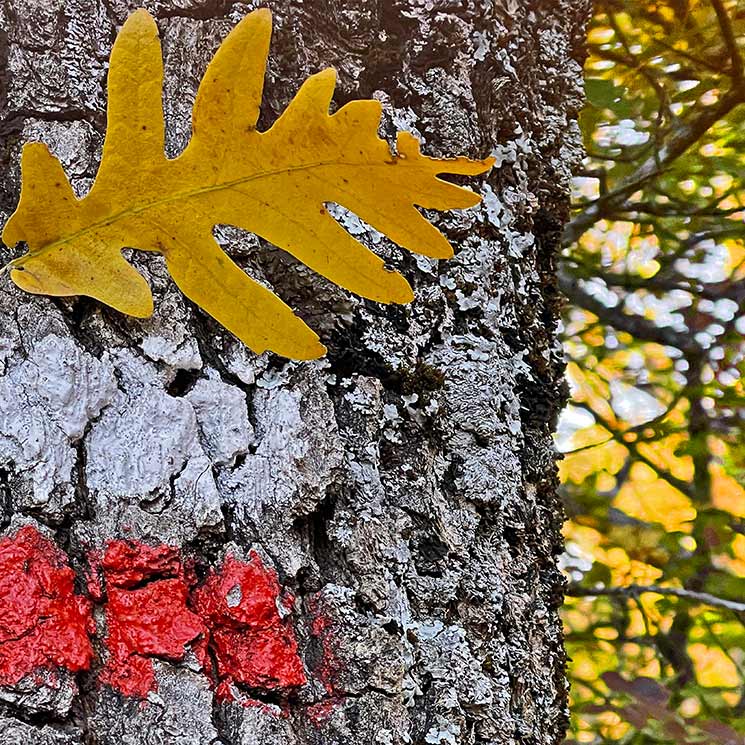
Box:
left=0, top=335, right=117, bottom=521
left=85, top=350, right=222, bottom=543
left=217, top=365, right=344, bottom=575
left=186, top=371, right=254, bottom=466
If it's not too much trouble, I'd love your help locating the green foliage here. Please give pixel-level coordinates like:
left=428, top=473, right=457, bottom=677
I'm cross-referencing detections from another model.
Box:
left=561, top=0, right=745, bottom=742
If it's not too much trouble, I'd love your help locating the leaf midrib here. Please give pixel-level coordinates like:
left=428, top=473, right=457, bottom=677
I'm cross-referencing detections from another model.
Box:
left=18, top=157, right=387, bottom=261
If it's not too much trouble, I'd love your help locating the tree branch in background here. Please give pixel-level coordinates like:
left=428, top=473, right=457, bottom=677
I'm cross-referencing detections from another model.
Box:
left=558, top=269, right=702, bottom=354
left=711, top=0, right=744, bottom=81
left=564, top=87, right=745, bottom=246
left=572, top=400, right=697, bottom=499
left=562, top=1, right=745, bottom=738
left=566, top=583, right=745, bottom=615
left=569, top=262, right=745, bottom=303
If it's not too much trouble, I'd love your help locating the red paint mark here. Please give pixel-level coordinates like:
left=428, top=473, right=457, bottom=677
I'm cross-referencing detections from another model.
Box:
left=98, top=541, right=205, bottom=698
left=281, top=590, right=297, bottom=613
left=192, top=553, right=306, bottom=690
left=101, top=541, right=184, bottom=587
left=306, top=699, right=338, bottom=725
left=307, top=603, right=341, bottom=696
left=84, top=549, right=104, bottom=601
left=0, top=529, right=305, bottom=701
left=215, top=678, right=237, bottom=702
left=0, top=526, right=93, bottom=686
left=304, top=600, right=345, bottom=721
left=96, top=544, right=305, bottom=698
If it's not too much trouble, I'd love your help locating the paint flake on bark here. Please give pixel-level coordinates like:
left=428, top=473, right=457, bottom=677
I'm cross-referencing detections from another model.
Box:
left=0, top=526, right=93, bottom=686
left=0, top=526, right=307, bottom=704
left=97, top=541, right=205, bottom=698
left=193, top=552, right=307, bottom=692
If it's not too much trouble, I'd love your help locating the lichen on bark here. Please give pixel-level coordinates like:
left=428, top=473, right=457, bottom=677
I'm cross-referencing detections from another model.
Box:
left=0, top=1, right=589, bottom=743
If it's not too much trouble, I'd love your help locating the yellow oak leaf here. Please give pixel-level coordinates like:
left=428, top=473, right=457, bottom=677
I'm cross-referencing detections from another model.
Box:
left=2, top=9, right=493, bottom=360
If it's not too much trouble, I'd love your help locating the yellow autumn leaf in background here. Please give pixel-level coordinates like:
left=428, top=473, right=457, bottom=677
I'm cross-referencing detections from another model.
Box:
left=614, top=463, right=696, bottom=532
left=687, top=644, right=740, bottom=689
left=1, top=9, right=492, bottom=360
left=711, top=464, right=745, bottom=518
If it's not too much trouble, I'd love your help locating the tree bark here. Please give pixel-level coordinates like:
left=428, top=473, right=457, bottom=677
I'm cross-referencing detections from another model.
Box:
left=0, top=1, right=588, bottom=744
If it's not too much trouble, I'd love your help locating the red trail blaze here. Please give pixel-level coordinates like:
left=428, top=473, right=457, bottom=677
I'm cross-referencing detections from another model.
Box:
left=193, top=553, right=306, bottom=691
left=96, top=541, right=305, bottom=697
left=0, top=526, right=93, bottom=686
left=98, top=542, right=205, bottom=698
left=0, top=528, right=306, bottom=700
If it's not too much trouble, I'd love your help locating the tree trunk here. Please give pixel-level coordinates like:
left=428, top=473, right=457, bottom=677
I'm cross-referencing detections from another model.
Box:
left=0, top=1, right=588, bottom=743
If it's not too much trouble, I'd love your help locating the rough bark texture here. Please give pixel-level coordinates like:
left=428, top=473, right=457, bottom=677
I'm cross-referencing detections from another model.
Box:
left=0, top=1, right=588, bottom=743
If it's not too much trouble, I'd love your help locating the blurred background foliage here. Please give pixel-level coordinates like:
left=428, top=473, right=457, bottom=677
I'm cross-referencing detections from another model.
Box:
left=559, top=0, right=745, bottom=742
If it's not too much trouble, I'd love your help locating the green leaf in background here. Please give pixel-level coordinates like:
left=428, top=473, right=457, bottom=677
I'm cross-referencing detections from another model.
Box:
left=585, top=77, right=631, bottom=117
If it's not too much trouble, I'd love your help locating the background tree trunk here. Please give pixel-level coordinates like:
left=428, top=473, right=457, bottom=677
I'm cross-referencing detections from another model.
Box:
left=0, top=1, right=588, bottom=743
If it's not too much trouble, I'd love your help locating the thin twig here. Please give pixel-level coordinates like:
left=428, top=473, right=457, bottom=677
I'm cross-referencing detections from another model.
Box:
left=566, top=583, right=745, bottom=614
left=710, top=0, right=744, bottom=81
left=558, top=269, right=701, bottom=355
left=570, top=399, right=697, bottom=499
